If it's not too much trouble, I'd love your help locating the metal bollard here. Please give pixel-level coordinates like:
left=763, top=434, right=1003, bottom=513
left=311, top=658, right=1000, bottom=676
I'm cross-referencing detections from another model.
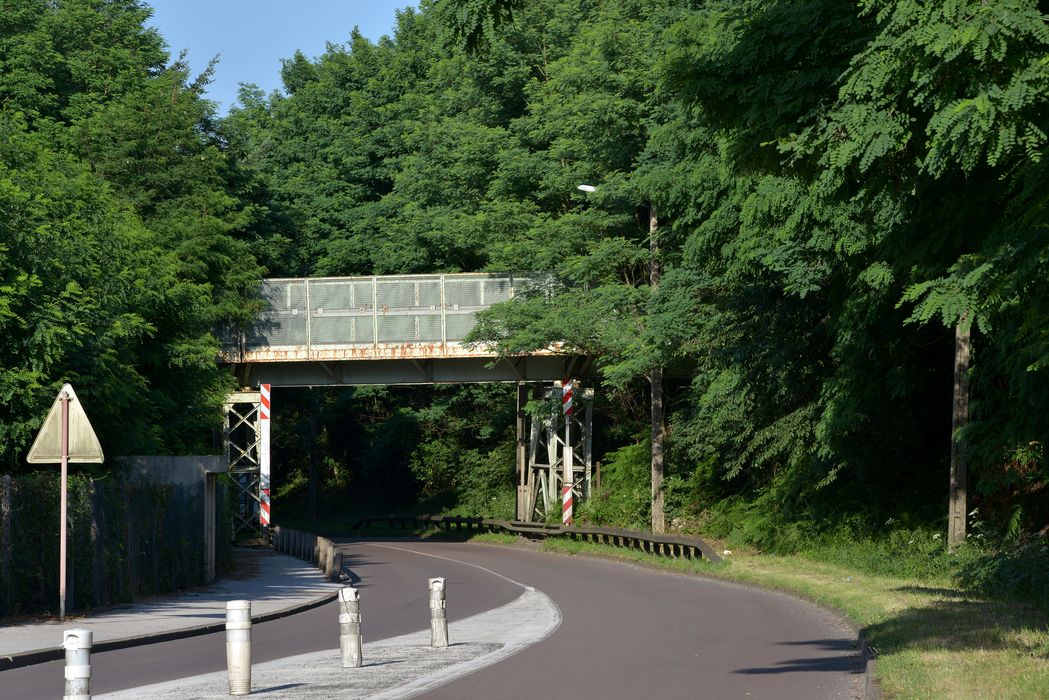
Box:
left=338, top=587, right=363, bottom=668
left=225, top=600, right=252, bottom=695
left=428, top=577, right=448, bottom=648
left=63, top=628, right=92, bottom=700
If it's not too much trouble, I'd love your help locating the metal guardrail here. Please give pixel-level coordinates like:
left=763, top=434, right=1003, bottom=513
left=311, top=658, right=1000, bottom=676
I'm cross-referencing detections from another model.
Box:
left=351, top=514, right=722, bottom=563
left=271, top=527, right=346, bottom=582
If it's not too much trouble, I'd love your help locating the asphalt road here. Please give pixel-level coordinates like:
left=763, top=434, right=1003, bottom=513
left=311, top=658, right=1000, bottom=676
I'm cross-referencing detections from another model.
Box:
left=351, top=541, right=864, bottom=700
left=0, top=539, right=864, bottom=699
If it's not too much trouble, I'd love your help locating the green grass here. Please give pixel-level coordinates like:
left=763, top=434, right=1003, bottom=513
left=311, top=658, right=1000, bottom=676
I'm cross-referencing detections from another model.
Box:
left=465, top=535, right=1049, bottom=699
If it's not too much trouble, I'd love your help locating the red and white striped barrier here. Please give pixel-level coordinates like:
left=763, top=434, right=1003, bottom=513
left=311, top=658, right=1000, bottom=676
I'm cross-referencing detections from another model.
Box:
left=562, top=377, right=574, bottom=526
left=260, top=384, right=271, bottom=528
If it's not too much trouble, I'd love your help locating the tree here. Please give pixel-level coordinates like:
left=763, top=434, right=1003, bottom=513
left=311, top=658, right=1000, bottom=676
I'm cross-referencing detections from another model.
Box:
left=0, top=0, right=263, bottom=463
left=0, top=115, right=158, bottom=464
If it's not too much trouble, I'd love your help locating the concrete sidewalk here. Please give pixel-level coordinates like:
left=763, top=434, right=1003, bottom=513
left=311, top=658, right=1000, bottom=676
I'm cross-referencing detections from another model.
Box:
left=0, top=549, right=342, bottom=669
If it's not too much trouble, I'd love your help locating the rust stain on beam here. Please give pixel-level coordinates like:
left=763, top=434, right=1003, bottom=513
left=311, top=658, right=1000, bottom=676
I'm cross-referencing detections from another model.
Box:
left=219, top=342, right=561, bottom=364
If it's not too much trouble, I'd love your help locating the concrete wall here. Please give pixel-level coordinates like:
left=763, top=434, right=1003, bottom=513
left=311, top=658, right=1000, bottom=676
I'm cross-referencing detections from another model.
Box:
left=120, top=455, right=226, bottom=487
left=120, top=455, right=227, bottom=583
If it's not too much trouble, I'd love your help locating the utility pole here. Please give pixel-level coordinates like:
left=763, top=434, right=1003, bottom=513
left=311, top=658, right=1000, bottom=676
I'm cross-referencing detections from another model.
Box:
left=948, top=317, right=971, bottom=550
left=576, top=184, right=666, bottom=534
left=650, top=204, right=666, bottom=534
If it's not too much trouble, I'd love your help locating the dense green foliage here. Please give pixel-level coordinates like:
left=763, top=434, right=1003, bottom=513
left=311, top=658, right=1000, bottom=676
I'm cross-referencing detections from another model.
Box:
left=3, top=0, right=1048, bottom=593
left=0, top=0, right=260, bottom=467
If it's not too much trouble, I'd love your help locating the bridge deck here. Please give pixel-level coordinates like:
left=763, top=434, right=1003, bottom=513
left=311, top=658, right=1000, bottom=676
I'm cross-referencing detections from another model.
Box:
left=221, top=273, right=587, bottom=386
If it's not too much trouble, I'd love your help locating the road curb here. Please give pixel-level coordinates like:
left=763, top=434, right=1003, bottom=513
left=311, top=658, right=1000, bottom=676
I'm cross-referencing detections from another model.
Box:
left=858, top=629, right=882, bottom=700
left=0, top=586, right=340, bottom=673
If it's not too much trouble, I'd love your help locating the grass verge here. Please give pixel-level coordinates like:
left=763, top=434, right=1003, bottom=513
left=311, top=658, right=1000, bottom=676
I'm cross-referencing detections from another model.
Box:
left=470, top=534, right=1049, bottom=699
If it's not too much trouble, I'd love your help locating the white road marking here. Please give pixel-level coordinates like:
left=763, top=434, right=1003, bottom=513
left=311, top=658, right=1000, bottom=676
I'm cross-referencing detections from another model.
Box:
left=360, top=542, right=533, bottom=589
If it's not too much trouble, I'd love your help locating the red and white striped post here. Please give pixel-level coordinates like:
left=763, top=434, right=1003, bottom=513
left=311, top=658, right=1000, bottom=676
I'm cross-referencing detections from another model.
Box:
left=260, top=384, right=271, bottom=535
left=562, top=378, right=574, bottom=526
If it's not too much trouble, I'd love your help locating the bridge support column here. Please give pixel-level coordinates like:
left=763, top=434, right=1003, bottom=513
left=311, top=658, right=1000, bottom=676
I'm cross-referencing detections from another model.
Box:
left=515, top=383, right=530, bottom=521
left=523, top=381, right=594, bottom=523
left=224, top=390, right=263, bottom=541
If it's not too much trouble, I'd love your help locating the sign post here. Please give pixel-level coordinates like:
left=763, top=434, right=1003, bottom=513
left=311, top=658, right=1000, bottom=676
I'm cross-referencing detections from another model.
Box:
left=59, top=391, right=68, bottom=621
left=27, top=384, right=103, bottom=621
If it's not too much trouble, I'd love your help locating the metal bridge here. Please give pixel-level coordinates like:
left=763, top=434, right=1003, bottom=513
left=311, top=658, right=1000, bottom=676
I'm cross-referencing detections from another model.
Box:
left=220, top=273, right=590, bottom=386
left=219, top=273, right=595, bottom=536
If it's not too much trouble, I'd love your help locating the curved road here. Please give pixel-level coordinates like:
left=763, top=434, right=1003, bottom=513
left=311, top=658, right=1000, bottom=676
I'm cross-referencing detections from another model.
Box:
left=0, top=540, right=863, bottom=699
left=390, top=541, right=863, bottom=699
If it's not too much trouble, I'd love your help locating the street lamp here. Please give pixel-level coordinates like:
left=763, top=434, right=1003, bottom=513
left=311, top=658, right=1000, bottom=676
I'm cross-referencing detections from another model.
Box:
left=575, top=183, right=666, bottom=534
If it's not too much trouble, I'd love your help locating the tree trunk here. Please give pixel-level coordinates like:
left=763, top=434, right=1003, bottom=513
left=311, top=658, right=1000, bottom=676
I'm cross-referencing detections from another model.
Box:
left=650, top=204, right=666, bottom=534
left=948, top=318, right=971, bottom=551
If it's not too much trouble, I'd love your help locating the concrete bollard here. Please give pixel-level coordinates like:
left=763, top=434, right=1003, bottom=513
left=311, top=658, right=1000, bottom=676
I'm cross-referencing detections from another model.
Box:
left=225, top=600, right=252, bottom=695
left=62, top=628, right=92, bottom=700
left=428, top=577, right=448, bottom=648
left=331, top=551, right=343, bottom=582
left=338, top=587, right=362, bottom=668
left=324, top=543, right=335, bottom=579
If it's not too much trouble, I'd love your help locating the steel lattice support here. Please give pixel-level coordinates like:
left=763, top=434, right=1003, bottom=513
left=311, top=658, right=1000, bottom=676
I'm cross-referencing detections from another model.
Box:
left=224, top=390, right=262, bottom=540
left=517, top=381, right=594, bottom=522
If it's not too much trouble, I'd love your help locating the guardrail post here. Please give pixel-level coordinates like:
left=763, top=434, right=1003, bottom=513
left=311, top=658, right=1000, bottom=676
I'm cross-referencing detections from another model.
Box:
left=62, top=628, right=92, bottom=700
left=429, top=577, right=448, bottom=648
left=338, top=587, right=363, bottom=668
left=226, top=600, right=252, bottom=696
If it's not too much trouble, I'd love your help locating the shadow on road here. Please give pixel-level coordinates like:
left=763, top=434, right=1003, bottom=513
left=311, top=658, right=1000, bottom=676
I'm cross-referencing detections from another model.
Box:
left=734, top=638, right=862, bottom=675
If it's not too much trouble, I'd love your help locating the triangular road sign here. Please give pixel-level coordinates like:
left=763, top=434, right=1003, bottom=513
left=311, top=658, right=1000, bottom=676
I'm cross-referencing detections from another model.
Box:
left=26, top=384, right=104, bottom=464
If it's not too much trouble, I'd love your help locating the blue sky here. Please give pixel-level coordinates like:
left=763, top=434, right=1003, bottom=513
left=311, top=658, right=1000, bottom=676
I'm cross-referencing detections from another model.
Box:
left=145, top=1, right=419, bottom=114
